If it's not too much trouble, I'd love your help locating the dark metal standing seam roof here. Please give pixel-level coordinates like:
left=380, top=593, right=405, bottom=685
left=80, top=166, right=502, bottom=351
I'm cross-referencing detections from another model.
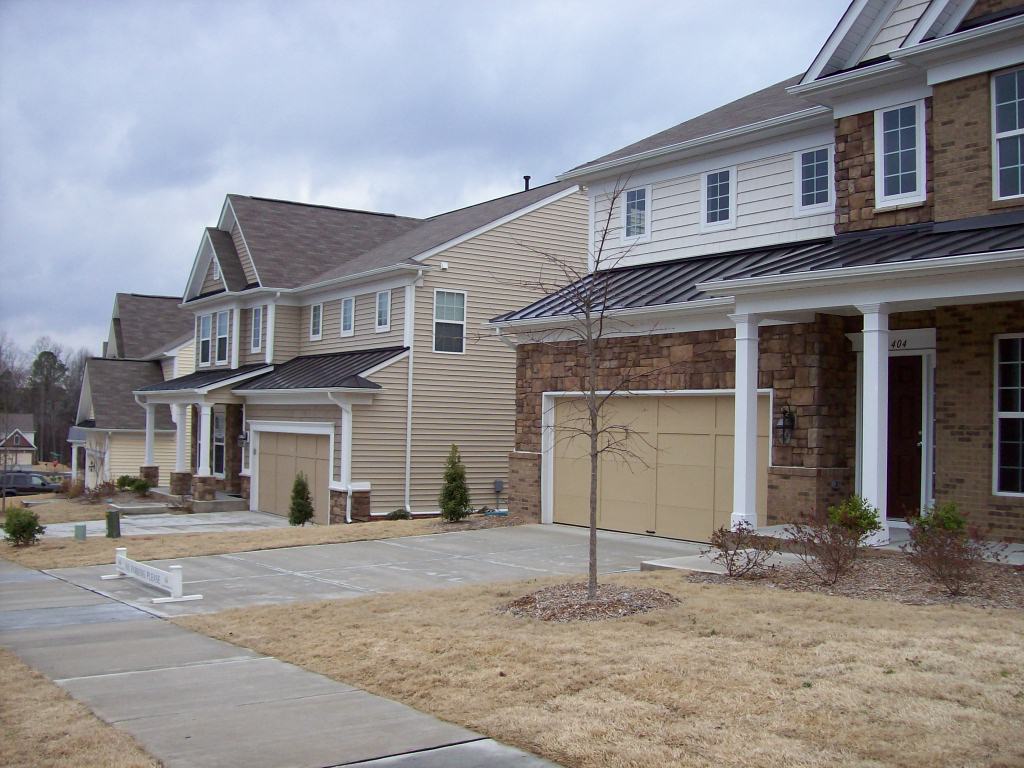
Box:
left=236, top=347, right=408, bottom=391
left=492, top=215, right=1024, bottom=323
left=137, top=363, right=270, bottom=392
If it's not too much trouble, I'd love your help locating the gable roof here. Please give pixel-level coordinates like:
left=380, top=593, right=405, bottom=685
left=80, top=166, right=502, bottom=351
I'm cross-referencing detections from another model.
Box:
left=561, top=76, right=821, bottom=179
left=0, top=429, right=35, bottom=449
left=206, top=228, right=249, bottom=292
left=1, top=413, right=34, bottom=434
left=235, top=347, right=408, bottom=391
left=111, top=294, right=194, bottom=360
left=306, top=181, right=579, bottom=287
left=81, top=358, right=174, bottom=431
left=226, top=195, right=423, bottom=290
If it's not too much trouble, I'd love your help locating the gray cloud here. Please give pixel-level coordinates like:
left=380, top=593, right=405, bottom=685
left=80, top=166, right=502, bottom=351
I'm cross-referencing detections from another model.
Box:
left=0, top=0, right=846, bottom=353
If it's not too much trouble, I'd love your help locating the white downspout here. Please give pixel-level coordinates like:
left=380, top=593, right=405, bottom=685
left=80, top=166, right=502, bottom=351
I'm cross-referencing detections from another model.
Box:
left=494, top=326, right=517, bottom=350
left=403, top=278, right=417, bottom=512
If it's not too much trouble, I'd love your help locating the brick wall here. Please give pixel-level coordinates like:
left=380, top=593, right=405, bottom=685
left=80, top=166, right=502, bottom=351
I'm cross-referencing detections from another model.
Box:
left=933, top=73, right=1024, bottom=222
left=835, top=101, right=935, bottom=233
left=508, top=451, right=541, bottom=521
left=934, top=301, right=1024, bottom=540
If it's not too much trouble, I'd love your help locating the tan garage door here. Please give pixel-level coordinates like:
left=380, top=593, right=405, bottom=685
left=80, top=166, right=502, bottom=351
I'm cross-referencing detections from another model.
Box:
left=257, top=432, right=330, bottom=525
left=553, top=395, right=769, bottom=542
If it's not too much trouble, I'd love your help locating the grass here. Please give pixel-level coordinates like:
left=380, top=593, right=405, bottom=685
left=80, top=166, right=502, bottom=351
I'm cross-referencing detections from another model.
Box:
left=0, top=495, right=115, bottom=526
left=179, top=571, right=1024, bottom=768
left=0, top=517, right=464, bottom=569
left=0, top=648, right=160, bottom=768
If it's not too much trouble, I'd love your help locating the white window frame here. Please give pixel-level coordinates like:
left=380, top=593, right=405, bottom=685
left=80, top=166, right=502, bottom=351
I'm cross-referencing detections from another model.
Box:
left=309, top=303, right=323, bottom=341
left=700, top=167, right=737, bottom=232
left=375, top=290, right=391, bottom=333
left=793, top=145, right=834, bottom=216
left=215, top=311, right=229, bottom=365
left=340, top=296, right=355, bottom=338
left=250, top=306, right=262, bottom=353
left=993, top=332, right=1024, bottom=497
left=432, top=289, right=467, bottom=355
left=198, top=314, right=212, bottom=367
left=873, top=99, right=927, bottom=209
left=992, top=67, right=1024, bottom=202
left=211, top=258, right=220, bottom=282
left=620, top=184, right=652, bottom=244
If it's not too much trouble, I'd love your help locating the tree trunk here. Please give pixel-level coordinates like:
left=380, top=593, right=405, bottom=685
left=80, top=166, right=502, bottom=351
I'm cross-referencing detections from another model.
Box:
left=587, top=322, right=599, bottom=602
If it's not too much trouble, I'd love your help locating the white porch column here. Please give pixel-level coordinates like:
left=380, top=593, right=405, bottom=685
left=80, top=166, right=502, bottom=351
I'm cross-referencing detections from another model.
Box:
left=70, top=445, right=78, bottom=482
left=143, top=403, right=156, bottom=466
left=174, top=403, right=188, bottom=472
left=858, top=303, right=889, bottom=544
left=197, top=404, right=213, bottom=476
left=730, top=313, right=759, bottom=529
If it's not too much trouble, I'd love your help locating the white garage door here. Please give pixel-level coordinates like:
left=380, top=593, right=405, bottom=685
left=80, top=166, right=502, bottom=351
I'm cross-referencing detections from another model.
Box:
left=553, top=395, right=769, bottom=542
left=257, top=432, right=330, bottom=525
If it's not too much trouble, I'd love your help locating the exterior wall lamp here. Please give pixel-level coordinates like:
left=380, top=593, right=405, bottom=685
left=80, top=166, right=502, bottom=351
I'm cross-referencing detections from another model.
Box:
left=775, top=405, right=795, bottom=445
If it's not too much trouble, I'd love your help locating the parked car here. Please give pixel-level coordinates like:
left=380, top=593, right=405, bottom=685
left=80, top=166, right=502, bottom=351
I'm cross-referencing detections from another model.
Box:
left=0, top=472, right=61, bottom=496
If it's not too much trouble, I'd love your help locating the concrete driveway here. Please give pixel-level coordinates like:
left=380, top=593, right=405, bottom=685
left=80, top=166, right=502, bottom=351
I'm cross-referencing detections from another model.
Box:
left=50, top=524, right=705, bottom=616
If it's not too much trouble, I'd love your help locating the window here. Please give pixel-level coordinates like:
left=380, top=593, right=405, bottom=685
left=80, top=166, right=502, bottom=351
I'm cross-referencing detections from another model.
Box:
left=199, top=314, right=212, bottom=366
left=433, top=290, right=466, bottom=353
left=996, top=334, right=1024, bottom=495
left=250, top=306, right=262, bottom=352
left=215, top=311, right=229, bottom=364
left=212, top=410, right=225, bottom=477
left=341, top=297, right=355, bottom=337
left=309, top=303, right=322, bottom=341
left=701, top=168, right=736, bottom=230
left=993, top=68, right=1024, bottom=200
left=375, top=290, right=391, bottom=332
left=622, top=186, right=650, bottom=241
left=211, top=259, right=220, bottom=281
left=794, top=146, right=833, bottom=214
left=874, top=101, right=926, bottom=206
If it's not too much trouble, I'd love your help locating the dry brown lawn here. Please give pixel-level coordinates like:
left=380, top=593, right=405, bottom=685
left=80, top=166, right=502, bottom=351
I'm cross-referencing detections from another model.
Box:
left=0, top=648, right=160, bottom=768
left=0, top=495, right=116, bottom=526
left=179, top=571, right=1024, bottom=768
left=0, top=515, right=516, bottom=569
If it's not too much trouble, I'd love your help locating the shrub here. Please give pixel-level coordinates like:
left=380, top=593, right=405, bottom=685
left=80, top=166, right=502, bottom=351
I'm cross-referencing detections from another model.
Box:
left=60, top=478, right=84, bottom=498
left=386, top=508, right=411, bottom=520
left=130, top=478, right=152, bottom=498
left=115, top=475, right=136, bottom=491
left=786, top=521, right=865, bottom=586
left=826, top=494, right=881, bottom=538
left=438, top=444, right=471, bottom=522
left=902, top=504, right=1001, bottom=597
left=289, top=472, right=314, bottom=526
left=3, top=509, right=45, bottom=546
left=84, top=481, right=117, bottom=504
left=702, top=521, right=778, bottom=578
left=916, top=501, right=967, bottom=534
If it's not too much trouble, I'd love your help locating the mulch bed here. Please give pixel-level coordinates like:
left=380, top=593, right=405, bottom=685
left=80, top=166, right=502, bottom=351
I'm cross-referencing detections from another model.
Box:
left=689, top=555, right=1024, bottom=610
left=500, top=582, right=680, bottom=622
left=429, top=512, right=530, bottom=532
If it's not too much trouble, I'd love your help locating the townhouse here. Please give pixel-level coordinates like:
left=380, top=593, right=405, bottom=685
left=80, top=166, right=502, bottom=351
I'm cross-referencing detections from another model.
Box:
left=491, top=0, right=1024, bottom=543
left=133, top=183, right=587, bottom=521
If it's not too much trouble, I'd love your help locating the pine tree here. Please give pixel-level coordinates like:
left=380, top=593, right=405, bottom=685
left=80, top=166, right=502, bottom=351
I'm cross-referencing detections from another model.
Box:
left=289, top=472, right=314, bottom=526
left=438, top=444, right=471, bottom=522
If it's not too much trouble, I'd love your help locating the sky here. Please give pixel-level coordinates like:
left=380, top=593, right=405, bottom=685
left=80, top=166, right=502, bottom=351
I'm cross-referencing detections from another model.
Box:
left=0, top=0, right=848, bottom=355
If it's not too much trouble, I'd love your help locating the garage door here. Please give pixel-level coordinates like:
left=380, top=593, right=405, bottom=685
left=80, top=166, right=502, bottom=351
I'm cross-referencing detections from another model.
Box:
left=257, top=432, right=330, bottom=525
left=553, top=395, right=769, bottom=541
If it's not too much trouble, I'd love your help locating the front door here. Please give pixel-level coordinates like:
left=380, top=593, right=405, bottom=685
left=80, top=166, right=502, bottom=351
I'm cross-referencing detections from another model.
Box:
left=887, top=355, right=922, bottom=518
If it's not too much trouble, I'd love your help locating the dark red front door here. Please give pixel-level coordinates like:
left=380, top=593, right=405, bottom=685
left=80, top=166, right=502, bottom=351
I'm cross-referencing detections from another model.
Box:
left=887, top=356, right=922, bottom=518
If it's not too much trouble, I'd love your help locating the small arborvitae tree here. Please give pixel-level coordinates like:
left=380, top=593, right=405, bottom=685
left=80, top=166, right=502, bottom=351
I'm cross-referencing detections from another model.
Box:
left=289, top=472, right=315, bottom=526
left=3, top=509, right=45, bottom=546
left=438, top=444, right=471, bottom=522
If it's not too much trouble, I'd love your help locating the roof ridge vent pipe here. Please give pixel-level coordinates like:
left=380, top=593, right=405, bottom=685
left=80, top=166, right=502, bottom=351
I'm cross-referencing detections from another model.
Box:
left=523, top=175, right=531, bottom=191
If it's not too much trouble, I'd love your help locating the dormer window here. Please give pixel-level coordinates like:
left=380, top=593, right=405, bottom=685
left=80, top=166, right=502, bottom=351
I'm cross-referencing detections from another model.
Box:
left=621, top=186, right=650, bottom=242
left=874, top=101, right=926, bottom=207
left=794, top=146, right=833, bottom=215
left=993, top=67, right=1024, bottom=200
left=700, top=168, right=736, bottom=231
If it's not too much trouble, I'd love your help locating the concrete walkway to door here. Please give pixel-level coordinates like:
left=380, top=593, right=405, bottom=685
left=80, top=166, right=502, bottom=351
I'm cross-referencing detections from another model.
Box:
left=49, top=524, right=705, bottom=616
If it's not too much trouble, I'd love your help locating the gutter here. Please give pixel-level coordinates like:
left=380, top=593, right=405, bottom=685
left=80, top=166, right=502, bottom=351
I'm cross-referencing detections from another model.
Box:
left=785, top=60, right=905, bottom=97
left=556, top=107, right=831, bottom=182
left=485, top=296, right=735, bottom=332
left=889, top=14, right=1024, bottom=64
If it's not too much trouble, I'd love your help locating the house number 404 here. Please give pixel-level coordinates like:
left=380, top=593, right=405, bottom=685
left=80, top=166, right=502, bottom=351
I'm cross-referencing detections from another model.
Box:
left=889, top=337, right=909, bottom=351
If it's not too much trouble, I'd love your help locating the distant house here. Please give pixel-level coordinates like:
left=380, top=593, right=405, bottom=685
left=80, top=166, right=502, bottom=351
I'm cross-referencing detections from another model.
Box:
left=0, top=413, right=36, bottom=468
left=70, top=293, right=195, bottom=487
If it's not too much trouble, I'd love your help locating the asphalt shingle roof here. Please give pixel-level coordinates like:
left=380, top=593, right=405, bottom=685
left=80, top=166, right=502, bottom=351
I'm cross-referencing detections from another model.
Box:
left=1, top=413, right=34, bottom=434
left=207, top=228, right=249, bottom=292
left=236, top=347, right=407, bottom=391
left=112, top=294, right=194, bottom=360
left=83, top=359, right=174, bottom=431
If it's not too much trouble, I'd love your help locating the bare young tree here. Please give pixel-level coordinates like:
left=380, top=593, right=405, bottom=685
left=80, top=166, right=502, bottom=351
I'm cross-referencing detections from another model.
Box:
left=508, top=177, right=677, bottom=601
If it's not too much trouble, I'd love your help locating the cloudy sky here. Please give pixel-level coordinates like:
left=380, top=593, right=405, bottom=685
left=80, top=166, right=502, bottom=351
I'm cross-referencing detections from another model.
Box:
left=0, top=0, right=847, bottom=354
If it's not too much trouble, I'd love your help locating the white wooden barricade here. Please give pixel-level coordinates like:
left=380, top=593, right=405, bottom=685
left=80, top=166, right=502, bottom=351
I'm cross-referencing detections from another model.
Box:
left=101, top=547, right=203, bottom=603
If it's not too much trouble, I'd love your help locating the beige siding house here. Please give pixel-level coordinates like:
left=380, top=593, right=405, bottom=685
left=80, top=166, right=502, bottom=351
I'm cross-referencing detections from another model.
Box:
left=135, top=183, right=587, bottom=521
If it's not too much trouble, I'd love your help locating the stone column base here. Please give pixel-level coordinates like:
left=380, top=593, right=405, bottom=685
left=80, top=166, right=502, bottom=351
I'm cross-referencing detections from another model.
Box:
left=139, top=465, right=159, bottom=486
left=192, top=475, right=217, bottom=501
left=329, top=489, right=373, bottom=523
left=239, top=475, right=251, bottom=500
left=169, top=471, right=192, bottom=496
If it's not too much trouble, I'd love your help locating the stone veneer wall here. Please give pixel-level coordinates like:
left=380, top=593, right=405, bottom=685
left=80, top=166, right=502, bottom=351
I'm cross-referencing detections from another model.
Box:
left=932, top=73, right=1024, bottom=222
left=963, top=0, right=1022, bottom=22
left=329, top=490, right=372, bottom=523
left=834, top=100, right=934, bottom=234
left=934, top=302, right=1024, bottom=540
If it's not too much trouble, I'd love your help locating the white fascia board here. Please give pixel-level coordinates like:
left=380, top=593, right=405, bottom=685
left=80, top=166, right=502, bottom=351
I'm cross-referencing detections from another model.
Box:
left=904, top=0, right=961, bottom=46
left=557, top=109, right=831, bottom=183
left=800, top=0, right=873, bottom=85
left=890, top=17, right=1024, bottom=85
left=296, top=269, right=423, bottom=304
left=243, top=391, right=376, bottom=406
left=699, top=249, right=1024, bottom=296
left=283, top=263, right=426, bottom=297
left=410, top=185, right=582, bottom=263
left=786, top=59, right=906, bottom=101
left=182, top=230, right=217, bottom=303
left=485, top=296, right=735, bottom=332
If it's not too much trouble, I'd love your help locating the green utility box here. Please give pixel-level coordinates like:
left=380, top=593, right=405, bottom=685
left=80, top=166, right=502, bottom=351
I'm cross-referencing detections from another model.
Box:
left=105, top=509, right=121, bottom=538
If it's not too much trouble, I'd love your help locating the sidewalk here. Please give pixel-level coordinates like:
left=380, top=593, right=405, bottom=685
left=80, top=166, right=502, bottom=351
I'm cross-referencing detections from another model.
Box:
left=0, top=558, right=555, bottom=767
